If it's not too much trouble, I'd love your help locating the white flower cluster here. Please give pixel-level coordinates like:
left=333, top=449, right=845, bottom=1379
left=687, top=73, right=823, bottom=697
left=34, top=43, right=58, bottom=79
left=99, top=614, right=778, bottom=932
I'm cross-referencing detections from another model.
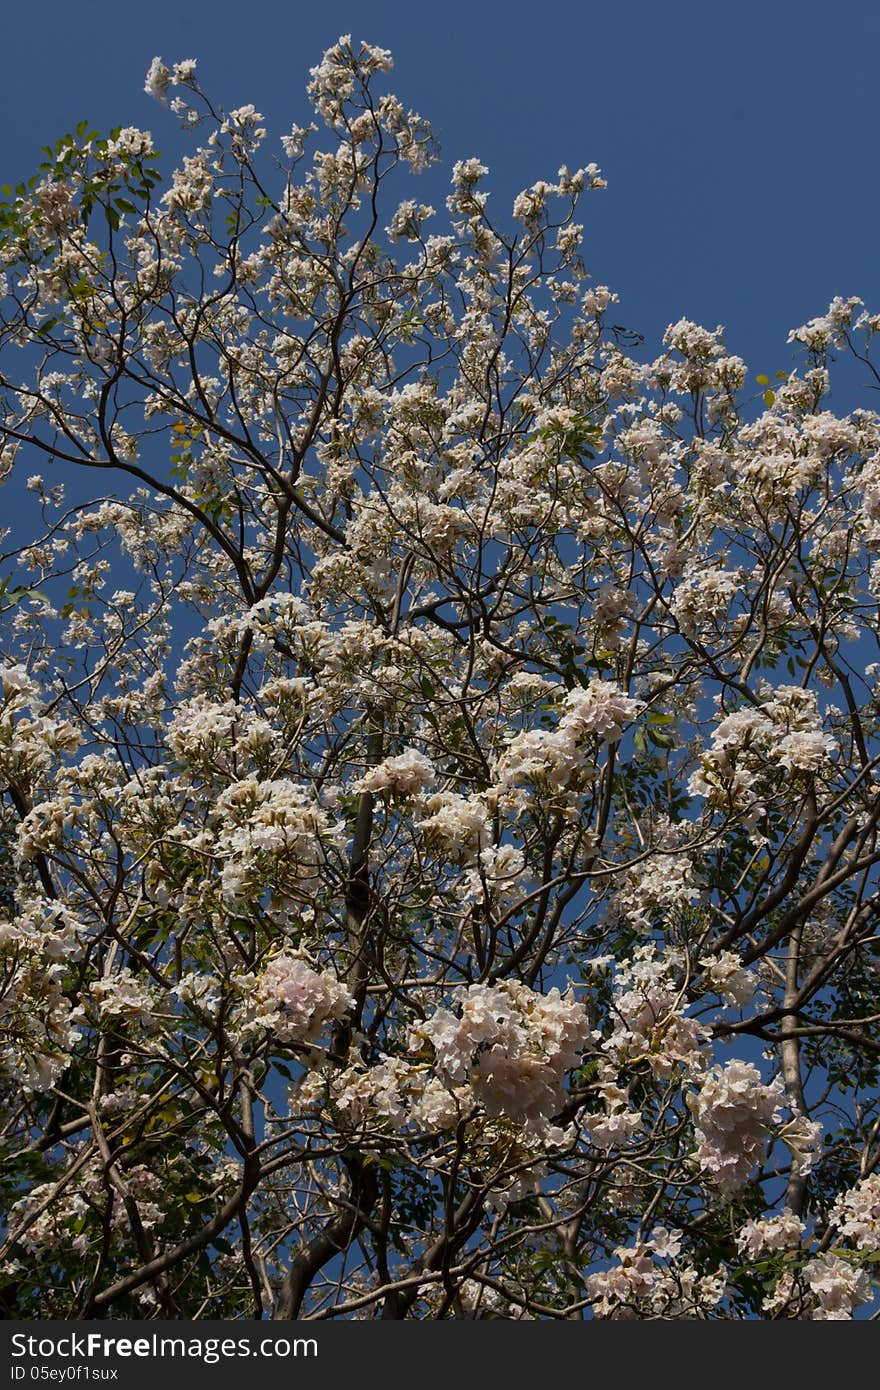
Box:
left=787, top=296, right=864, bottom=351
left=253, top=954, right=353, bottom=1045
left=491, top=727, right=582, bottom=801
left=670, top=565, right=742, bottom=636
left=1, top=664, right=82, bottom=797
left=144, top=56, right=197, bottom=104
left=857, top=452, right=880, bottom=546
left=414, top=980, right=590, bottom=1130
left=462, top=843, right=527, bottom=908
left=802, top=1255, right=872, bottom=1320
left=11, top=1161, right=163, bottom=1256
left=735, top=1209, right=804, bottom=1259
left=0, top=954, right=81, bottom=1091
left=492, top=680, right=643, bottom=804
left=418, top=791, right=489, bottom=860
left=354, top=748, right=436, bottom=799
left=829, top=1173, right=880, bottom=1251
left=417, top=1276, right=528, bottom=1319
left=560, top=680, right=644, bottom=742
left=166, top=695, right=240, bottom=764
left=689, top=685, right=836, bottom=808
left=762, top=685, right=838, bottom=773
left=585, top=1231, right=726, bottom=1319
left=91, top=968, right=159, bottom=1021
left=319, top=1056, right=467, bottom=1133
left=0, top=897, right=88, bottom=962
left=242, top=591, right=311, bottom=650
left=214, top=777, right=337, bottom=905
left=307, top=35, right=392, bottom=123
left=688, top=1060, right=784, bottom=1196
left=699, top=950, right=756, bottom=1008
left=604, top=945, right=708, bottom=1078
left=583, top=1082, right=643, bottom=1149
left=609, top=851, right=698, bottom=931
left=106, top=127, right=154, bottom=160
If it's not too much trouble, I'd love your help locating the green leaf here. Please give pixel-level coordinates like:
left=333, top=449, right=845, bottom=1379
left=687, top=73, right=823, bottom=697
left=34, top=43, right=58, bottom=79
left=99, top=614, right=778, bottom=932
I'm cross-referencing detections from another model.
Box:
left=0, top=581, right=48, bottom=609
left=646, top=726, right=675, bottom=748
left=763, top=389, right=775, bottom=408
left=755, top=374, right=769, bottom=386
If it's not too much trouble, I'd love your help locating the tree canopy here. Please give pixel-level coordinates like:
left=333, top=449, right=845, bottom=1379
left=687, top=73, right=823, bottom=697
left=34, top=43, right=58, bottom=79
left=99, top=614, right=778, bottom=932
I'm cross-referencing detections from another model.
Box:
left=1, top=38, right=879, bottom=1319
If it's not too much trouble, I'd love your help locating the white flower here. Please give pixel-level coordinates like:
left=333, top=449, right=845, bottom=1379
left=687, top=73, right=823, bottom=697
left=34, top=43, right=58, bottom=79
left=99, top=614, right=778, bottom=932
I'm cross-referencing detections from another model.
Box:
left=699, top=951, right=756, bottom=1008
left=144, top=57, right=171, bottom=103
left=1, top=664, right=37, bottom=698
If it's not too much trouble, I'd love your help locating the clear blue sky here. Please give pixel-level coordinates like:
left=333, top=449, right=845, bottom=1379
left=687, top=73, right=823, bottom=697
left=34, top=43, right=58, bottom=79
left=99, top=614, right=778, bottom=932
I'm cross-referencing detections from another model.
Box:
left=1, top=0, right=878, bottom=381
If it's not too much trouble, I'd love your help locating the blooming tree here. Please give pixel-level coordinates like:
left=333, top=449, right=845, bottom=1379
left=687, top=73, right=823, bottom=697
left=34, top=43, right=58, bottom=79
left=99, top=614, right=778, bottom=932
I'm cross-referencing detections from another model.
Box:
left=0, top=38, right=879, bottom=1320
